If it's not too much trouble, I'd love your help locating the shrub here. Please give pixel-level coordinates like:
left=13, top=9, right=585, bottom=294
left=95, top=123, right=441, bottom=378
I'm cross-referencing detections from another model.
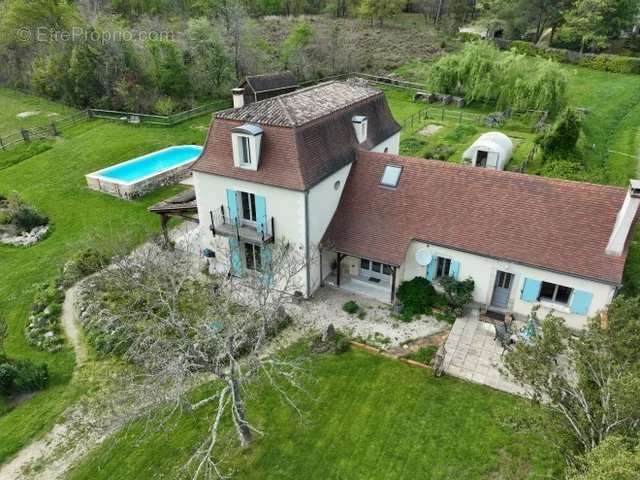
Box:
left=334, top=335, right=351, bottom=354
left=578, top=53, right=640, bottom=74
left=440, top=276, right=475, bottom=316
left=407, top=345, right=439, bottom=365
left=154, top=96, right=176, bottom=115
left=25, top=277, right=65, bottom=352
left=342, top=300, right=360, bottom=315
left=396, top=277, right=446, bottom=321
left=424, top=144, right=455, bottom=161
left=11, top=360, right=48, bottom=392
left=0, top=357, right=48, bottom=394
left=537, top=107, right=582, bottom=159
left=63, top=247, right=109, bottom=286
left=435, top=310, right=457, bottom=324
left=10, top=206, right=48, bottom=233
left=0, top=211, right=10, bottom=224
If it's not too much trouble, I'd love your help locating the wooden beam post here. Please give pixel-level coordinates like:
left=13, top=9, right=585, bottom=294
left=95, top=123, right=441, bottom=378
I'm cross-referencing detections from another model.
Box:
left=391, top=266, right=397, bottom=303
left=336, top=253, right=345, bottom=287
left=160, top=214, right=171, bottom=249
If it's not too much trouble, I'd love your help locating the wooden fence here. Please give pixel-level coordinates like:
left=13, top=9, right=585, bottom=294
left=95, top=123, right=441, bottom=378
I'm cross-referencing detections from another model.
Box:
left=0, top=100, right=230, bottom=151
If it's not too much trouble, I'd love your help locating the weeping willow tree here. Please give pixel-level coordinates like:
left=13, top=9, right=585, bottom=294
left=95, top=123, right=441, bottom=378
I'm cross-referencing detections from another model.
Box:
left=429, top=42, right=567, bottom=114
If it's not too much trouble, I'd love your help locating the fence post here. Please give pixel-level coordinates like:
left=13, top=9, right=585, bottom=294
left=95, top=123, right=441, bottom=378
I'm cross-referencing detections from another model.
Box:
left=21, top=129, right=30, bottom=142
left=441, top=108, right=444, bottom=121
left=0, top=136, right=4, bottom=151
left=50, top=122, right=58, bottom=136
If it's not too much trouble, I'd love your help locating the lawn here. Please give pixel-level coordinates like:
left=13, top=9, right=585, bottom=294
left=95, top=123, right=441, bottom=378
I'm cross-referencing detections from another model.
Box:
left=0, top=88, right=76, bottom=137
left=393, top=59, right=640, bottom=185
left=67, top=349, right=562, bottom=480
left=0, top=100, right=221, bottom=461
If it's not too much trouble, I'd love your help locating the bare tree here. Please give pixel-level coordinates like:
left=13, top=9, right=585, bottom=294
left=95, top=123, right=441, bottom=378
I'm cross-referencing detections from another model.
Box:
left=84, top=237, right=311, bottom=479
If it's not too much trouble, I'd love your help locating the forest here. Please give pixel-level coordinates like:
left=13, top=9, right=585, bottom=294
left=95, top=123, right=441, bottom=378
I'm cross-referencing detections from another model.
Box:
left=0, top=0, right=638, bottom=114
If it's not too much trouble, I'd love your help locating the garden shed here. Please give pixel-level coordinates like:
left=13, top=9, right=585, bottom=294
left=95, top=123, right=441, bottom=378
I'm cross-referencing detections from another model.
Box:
left=462, top=132, right=513, bottom=171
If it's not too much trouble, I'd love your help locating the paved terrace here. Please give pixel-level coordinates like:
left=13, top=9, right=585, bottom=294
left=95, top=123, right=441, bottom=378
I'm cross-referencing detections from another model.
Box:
left=442, top=310, right=528, bottom=395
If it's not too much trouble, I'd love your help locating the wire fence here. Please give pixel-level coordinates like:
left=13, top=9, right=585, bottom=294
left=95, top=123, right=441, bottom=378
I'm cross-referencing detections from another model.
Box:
left=401, top=105, right=548, bottom=133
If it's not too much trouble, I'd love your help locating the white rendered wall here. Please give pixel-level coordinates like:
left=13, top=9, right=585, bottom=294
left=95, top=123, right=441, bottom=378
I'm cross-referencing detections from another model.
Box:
left=401, top=240, right=616, bottom=330
left=307, top=163, right=353, bottom=292
left=371, top=132, right=400, bottom=155
left=193, top=171, right=308, bottom=290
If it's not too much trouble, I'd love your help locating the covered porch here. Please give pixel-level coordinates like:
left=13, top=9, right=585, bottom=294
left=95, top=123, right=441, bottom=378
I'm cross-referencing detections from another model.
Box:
left=322, top=251, right=399, bottom=304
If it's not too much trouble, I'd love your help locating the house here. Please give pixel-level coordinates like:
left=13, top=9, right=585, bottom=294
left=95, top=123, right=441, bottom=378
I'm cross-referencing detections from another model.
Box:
left=191, top=80, right=637, bottom=330
left=233, top=71, right=299, bottom=108
left=462, top=132, right=513, bottom=170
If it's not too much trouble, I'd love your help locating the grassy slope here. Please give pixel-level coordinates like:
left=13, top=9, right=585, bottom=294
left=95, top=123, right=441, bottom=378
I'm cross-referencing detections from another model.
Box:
left=68, top=349, right=561, bottom=480
left=0, top=88, right=75, bottom=137
left=0, top=112, right=214, bottom=461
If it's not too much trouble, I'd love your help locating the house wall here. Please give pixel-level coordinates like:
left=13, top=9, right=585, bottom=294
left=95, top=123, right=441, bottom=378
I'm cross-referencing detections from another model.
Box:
left=193, top=171, right=308, bottom=290
left=307, top=163, right=353, bottom=291
left=400, top=240, right=616, bottom=330
left=371, top=132, right=400, bottom=155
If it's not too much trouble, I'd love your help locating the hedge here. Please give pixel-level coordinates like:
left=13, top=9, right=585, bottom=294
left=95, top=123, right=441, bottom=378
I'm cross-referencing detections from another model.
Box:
left=504, top=40, right=640, bottom=75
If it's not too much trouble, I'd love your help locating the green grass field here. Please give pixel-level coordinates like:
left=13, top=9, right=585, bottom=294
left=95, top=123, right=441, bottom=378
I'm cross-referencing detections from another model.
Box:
left=0, top=88, right=75, bottom=137
left=393, top=60, right=640, bottom=185
left=0, top=90, right=222, bottom=460
left=67, top=349, right=562, bottom=480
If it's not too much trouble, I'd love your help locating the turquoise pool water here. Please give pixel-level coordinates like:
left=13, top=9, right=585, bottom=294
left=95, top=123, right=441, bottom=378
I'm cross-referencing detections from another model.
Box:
left=96, top=145, right=203, bottom=183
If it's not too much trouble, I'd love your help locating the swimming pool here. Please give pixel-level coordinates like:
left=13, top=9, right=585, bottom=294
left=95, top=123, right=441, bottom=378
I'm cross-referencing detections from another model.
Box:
left=86, top=145, right=203, bottom=199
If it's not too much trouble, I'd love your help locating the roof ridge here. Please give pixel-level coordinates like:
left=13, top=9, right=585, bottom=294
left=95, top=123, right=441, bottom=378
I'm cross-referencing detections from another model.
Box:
left=278, top=96, right=295, bottom=125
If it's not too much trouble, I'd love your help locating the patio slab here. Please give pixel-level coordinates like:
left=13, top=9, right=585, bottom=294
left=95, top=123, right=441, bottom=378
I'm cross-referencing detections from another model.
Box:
left=442, top=310, right=528, bottom=396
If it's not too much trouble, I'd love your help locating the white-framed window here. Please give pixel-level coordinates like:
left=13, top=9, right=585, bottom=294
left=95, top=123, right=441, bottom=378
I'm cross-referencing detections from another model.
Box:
left=539, top=281, right=573, bottom=305
left=244, top=242, right=262, bottom=271
left=436, top=257, right=451, bottom=279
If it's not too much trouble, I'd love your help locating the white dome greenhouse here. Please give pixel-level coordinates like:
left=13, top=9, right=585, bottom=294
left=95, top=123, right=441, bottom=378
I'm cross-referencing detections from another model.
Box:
left=462, top=132, right=513, bottom=171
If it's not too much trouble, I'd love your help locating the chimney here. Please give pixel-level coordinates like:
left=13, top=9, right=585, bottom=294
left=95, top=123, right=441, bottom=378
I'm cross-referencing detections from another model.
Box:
left=232, top=88, right=245, bottom=109
left=352, top=115, right=368, bottom=144
left=606, top=180, right=640, bottom=256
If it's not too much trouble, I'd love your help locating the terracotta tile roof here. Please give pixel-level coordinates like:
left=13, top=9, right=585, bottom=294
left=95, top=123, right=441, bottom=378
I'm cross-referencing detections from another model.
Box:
left=241, top=71, right=298, bottom=93
left=323, top=151, right=632, bottom=284
left=191, top=92, right=401, bottom=191
left=215, top=80, right=382, bottom=127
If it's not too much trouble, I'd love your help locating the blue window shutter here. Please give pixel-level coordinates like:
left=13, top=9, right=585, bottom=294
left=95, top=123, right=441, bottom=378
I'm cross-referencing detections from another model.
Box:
left=261, top=245, right=273, bottom=285
left=450, top=260, right=460, bottom=280
left=228, top=238, right=242, bottom=276
left=521, top=278, right=541, bottom=302
left=255, top=195, right=267, bottom=235
left=226, top=189, right=238, bottom=223
left=426, top=257, right=437, bottom=281
left=570, top=290, right=593, bottom=315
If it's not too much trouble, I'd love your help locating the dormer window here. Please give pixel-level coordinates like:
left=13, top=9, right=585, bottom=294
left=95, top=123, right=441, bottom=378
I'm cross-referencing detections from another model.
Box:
left=232, top=123, right=263, bottom=171
left=380, top=165, right=402, bottom=188
left=352, top=115, right=368, bottom=144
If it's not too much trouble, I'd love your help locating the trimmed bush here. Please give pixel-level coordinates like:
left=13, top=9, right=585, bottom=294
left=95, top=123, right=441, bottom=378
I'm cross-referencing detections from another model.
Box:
left=508, top=39, right=640, bottom=75
left=342, top=300, right=360, bottom=315
left=334, top=335, right=351, bottom=354
left=396, top=277, right=446, bottom=321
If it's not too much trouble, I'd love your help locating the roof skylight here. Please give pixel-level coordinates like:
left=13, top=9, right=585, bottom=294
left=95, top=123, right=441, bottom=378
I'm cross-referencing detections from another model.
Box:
left=380, top=165, right=402, bottom=188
